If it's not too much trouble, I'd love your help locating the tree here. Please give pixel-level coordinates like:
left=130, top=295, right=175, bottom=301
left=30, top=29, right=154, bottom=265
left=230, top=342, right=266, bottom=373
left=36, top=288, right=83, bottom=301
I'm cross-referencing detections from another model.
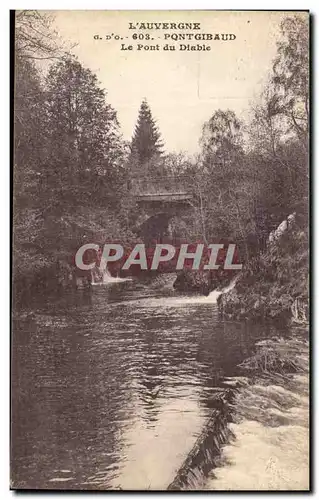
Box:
left=197, top=111, right=249, bottom=248
left=271, top=15, right=309, bottom=144
left=247, top=15, right=309, bottom=228
left=44, top=56, right=125, bottom=207
left=131, top=99, right=164, bottom=164
left=14, top=55, right=47, bottom=201
left=15, top=10, right=70, bottom=60
left=201, top=109, right=244, bottom=169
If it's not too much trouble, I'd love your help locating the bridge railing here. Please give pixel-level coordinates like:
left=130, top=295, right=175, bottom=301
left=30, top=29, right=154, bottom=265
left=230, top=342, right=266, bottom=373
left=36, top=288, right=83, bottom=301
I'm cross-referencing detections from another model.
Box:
left=130, top=174, right=193, bottom=196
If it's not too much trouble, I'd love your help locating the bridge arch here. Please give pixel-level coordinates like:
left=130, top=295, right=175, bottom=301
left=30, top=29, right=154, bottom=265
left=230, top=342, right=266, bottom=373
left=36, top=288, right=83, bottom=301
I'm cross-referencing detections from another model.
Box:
left=129, top=174, right=195, bottom=243
left=138, top=212, right=172, bottom=244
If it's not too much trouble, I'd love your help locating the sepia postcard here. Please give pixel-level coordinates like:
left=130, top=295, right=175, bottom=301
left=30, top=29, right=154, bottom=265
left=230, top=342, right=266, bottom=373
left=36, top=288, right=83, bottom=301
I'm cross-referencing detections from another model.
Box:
left=11, top=10, right=310, bottom=491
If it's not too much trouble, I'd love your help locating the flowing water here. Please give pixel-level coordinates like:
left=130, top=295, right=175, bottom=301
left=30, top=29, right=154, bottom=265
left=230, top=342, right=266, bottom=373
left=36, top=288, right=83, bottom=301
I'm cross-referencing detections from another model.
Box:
left=205, top=336, right=309, bottom=491
left=11, top=277, right=308, bottom=490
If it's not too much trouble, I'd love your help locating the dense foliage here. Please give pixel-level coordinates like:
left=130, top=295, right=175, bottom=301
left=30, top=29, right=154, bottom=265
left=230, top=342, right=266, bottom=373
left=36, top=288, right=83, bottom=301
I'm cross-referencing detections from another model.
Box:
left=13, top=12, right=308, bottom=304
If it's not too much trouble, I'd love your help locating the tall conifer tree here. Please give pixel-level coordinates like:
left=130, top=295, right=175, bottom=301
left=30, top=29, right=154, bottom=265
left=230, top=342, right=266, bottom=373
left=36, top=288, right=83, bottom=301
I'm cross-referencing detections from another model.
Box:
left=131, top=99, right=163, bottom=164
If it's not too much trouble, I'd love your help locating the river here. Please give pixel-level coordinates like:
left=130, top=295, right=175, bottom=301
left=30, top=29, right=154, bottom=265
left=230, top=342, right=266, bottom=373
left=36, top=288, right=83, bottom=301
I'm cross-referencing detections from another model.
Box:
left=11, top=277, right=309, bottom=490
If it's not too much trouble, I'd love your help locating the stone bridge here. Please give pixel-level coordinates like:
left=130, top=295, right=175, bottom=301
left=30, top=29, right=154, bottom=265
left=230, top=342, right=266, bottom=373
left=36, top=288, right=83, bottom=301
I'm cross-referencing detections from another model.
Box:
left=130, top=175, right=194, bottom=243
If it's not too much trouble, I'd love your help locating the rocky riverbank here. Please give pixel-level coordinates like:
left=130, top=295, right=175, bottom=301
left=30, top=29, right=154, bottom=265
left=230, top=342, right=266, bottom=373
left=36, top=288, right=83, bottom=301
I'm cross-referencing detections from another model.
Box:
left=205, top=334, right=309, bottom=491
left=173, top=268, right=236, bottom=296
left=166, top=332, right=309, bottom=491
left=217, top=223, right=309, bottom=324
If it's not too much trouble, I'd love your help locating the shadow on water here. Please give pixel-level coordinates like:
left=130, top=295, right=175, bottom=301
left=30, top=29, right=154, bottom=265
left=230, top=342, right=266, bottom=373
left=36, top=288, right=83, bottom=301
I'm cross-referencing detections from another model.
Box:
left=12, top=280, right=290, bottom=490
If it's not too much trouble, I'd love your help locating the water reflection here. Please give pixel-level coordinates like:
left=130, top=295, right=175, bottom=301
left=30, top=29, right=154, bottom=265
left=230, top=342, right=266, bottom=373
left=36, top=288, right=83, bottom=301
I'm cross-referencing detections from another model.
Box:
left=12, top=281, right=284, bottom=490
